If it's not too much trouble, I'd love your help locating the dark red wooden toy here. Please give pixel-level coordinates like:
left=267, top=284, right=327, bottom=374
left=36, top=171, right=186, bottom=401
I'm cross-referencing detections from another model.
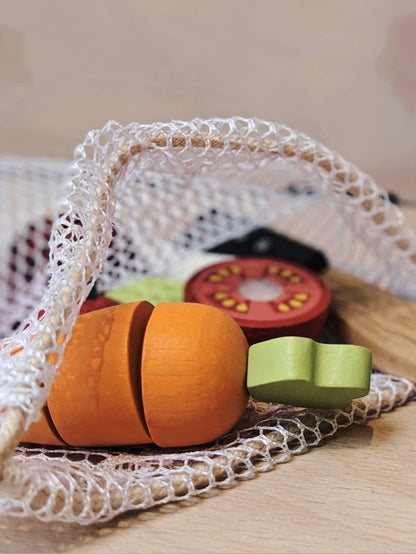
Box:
left=80, top=295, right=119, bottom=314
left=184, top=257, right=331, bottom=344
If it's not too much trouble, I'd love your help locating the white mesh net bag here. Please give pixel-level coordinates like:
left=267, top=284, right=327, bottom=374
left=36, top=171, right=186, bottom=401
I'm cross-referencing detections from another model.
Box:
left=0, top=117, right=415, bottom=525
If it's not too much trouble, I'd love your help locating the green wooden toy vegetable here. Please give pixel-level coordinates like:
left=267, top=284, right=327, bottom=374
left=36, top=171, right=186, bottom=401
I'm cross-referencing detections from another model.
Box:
left=247, top=336, right=372, bottom=408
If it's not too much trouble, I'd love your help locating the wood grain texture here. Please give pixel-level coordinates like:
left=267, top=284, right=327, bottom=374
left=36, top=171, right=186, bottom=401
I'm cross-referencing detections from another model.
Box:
left=247, top=336, right=371, bottom=408
left=324, top=267, right=416, bottom=382
left=141, top=302, right=248, bottom=447
left=47, top=301, right=154, bottom=446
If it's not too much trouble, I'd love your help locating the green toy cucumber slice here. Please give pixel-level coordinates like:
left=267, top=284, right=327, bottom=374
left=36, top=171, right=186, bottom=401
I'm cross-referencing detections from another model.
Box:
left=247, top=336, right=371, bottom=408
left=105, top=277, right=184, bottom=305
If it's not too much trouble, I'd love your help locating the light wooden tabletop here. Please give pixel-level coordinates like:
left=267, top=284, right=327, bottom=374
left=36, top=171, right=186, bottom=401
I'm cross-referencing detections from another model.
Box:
left=1, top=210, right=415, bottom=554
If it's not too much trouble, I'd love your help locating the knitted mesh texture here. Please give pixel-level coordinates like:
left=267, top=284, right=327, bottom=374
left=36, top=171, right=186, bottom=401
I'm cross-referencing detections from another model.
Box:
left=0, top=118, right=415, bottom=524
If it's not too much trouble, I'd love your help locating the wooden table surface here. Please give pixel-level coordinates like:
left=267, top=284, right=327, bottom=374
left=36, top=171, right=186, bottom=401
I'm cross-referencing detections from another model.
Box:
left=1, top=209, right=415, bottom=554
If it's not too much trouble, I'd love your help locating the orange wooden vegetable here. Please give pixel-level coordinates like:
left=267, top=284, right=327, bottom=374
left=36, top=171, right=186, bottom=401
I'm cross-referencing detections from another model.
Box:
left=21, top=302, right=249, bottom=448
left=47, top=301, right=154, bottom=446
left=3, top=340, right=64, bottom=446
left=142, top=303, right=249, bottom=447
left=21, top=407, right=65, bottom=446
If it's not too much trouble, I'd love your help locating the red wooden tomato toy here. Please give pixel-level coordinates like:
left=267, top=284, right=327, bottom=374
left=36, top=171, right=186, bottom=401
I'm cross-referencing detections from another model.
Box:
left=184, top=257, right=331, bottom=344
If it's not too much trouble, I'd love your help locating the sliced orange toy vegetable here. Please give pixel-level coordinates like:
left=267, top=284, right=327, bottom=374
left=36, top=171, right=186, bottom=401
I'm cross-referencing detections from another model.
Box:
left=47, top=301, right=154, bottom=446
left=21, top=299, right=371, bottom=448
left=142, top=303, right=249, bottom=447
left=21, top=407, right=65, bottom=446
left=22, top=302, right=249, bottom=448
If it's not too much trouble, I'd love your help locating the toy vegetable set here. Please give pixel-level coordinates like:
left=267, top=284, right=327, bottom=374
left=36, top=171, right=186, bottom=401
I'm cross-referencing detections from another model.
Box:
left=0, top=118, right=415, bottom=524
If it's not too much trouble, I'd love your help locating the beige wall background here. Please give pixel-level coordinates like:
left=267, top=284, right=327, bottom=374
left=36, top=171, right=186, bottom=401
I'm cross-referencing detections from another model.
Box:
left=1, top=0, right=415, bottom=199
